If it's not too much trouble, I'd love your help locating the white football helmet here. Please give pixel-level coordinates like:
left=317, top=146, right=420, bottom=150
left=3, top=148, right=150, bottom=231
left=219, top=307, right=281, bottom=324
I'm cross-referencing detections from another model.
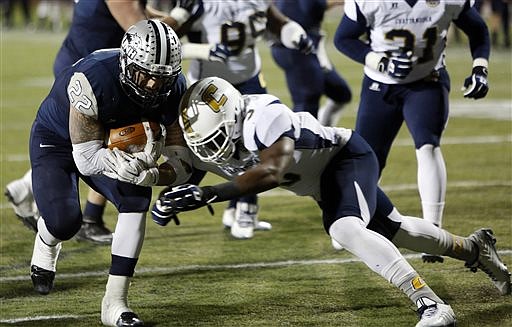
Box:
left=120, top=19, right=182, bottom=109
left=179, top=77, right=245, bottom=164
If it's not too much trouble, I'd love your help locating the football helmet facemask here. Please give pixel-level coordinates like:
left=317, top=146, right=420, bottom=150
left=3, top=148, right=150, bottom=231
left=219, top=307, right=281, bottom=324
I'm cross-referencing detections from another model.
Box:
left=179, top=77, right=245, bottom=165
left=120, top=19, right=182, bottom=110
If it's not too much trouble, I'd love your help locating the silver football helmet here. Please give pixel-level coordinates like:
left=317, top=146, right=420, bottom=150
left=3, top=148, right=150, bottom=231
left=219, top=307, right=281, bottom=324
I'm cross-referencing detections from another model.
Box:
left=178, top=77, right=245, bottom=164
left=120, top=19, right=182, bottom=109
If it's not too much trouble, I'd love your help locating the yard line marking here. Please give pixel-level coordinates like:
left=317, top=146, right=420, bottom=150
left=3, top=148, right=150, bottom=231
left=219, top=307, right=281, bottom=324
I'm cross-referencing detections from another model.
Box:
left=1, top=251, right=511, bottom=283
left=0, top=314, right=91, bottom=324
left=4, top=134, right=511, bottom=163
left=0, top=180, right=510, bottom=209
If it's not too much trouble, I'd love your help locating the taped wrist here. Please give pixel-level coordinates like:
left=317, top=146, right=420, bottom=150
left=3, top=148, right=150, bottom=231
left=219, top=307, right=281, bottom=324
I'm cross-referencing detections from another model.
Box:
left=169, top=7, right=191, bottom=26
left=280, top=20, right=306, bottom=49
left=72, top=140, right=110, bottom=175
left=365, top=51, right=388, bottom=72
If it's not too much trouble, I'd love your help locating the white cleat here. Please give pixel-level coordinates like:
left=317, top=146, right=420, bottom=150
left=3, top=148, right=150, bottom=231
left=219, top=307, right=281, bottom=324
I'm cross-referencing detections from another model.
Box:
left=466, top=228, right=511, bottom=295
left=230, top=202, right=256, bottom=239
left=5, top=178, right=39, bottom=232
left=102, top=296, right=143, bottom=326
left=222, top=207, right=235, bottom=228
left=224, top=203, right=272, bottom=236
left=415, top=297, right=456, bottom=327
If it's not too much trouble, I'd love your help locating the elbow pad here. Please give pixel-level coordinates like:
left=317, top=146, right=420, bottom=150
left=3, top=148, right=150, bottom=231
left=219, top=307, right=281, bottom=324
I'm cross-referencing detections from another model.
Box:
left=72, top=140, right=109, bottom=176
left=161, top=145, right=194, bottom=186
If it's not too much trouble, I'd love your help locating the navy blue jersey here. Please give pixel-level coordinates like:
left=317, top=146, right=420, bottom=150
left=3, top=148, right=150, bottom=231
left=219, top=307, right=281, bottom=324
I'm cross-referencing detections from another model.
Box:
left=39, top=49, right=186, bottom=141
left=53, top=0, right=147, bottom=76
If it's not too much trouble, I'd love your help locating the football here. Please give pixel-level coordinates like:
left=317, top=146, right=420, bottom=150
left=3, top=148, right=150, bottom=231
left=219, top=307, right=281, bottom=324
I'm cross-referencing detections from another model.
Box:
left=108, top=121, right=161, bottom=153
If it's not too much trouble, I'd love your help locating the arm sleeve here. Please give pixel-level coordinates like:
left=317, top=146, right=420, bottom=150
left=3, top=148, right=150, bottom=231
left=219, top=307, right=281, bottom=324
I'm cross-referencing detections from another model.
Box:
left=333, top=13, right=371, bottom=64
left=453, top=4, right=490, bottom=60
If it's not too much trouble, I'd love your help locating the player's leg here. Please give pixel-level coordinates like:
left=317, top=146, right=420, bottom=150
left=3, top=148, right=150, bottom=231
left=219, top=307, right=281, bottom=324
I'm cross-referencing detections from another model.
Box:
left=319, top=68, right=352, bottom=126
left=369, top=189, right=511, bottom=295
left=354, top=76, right=403, bottom=176
left=225, top=74, right=272, bottom=239
left=75, top=188, right=113, bottom=245
left=29, top=122, right=82, bottom=295
left=322, top=133, right=455, bottom=326
left=86, top=175, right=151, bottom=327
left=4, top=168, right=39, bottom=231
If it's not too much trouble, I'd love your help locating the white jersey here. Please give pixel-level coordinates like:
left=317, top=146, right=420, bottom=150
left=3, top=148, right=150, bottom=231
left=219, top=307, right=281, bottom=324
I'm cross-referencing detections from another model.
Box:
left=344, top=0, right=472, bottom=84
left=187, top=0, right=271, bottom=84
left=193, top=94, right=353, bottom=200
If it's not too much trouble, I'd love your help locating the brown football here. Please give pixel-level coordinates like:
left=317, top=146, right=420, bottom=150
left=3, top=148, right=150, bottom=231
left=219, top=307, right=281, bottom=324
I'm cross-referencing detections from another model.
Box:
left=108, top=121, right=161, bottom=153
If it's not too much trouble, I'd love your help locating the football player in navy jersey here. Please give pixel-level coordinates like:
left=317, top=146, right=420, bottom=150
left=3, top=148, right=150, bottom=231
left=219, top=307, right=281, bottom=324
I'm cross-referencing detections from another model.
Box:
left=271, top=0, right=352, bottom=126
left=28, top=20, right=185, bottom=326
left=180, top=0, right=314, bottom=239
left=5, top=0, right=203, bottom=245
left=151, top=77, right=510, bottom=327
left=334, top=0, right=490, bottom=263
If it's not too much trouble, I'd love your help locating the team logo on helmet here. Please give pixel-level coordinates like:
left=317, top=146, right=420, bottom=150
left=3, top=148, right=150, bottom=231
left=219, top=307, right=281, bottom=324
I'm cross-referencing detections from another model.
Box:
left=426, top=0, right=440, bottom=7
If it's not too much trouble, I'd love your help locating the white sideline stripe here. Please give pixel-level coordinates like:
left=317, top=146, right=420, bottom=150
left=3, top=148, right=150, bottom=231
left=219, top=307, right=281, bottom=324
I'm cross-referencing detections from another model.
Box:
left=4, top=134, right=511, bottom=162
left=1, top=251, right=511, bottom=284
left=260, top=180, right=512, bottom=197
left=0, top=314, right=89, bottom=324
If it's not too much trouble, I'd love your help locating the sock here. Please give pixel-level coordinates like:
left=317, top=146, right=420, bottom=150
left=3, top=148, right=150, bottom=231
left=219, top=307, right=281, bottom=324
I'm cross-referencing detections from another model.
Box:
left=102, top=275, right=131, bottom=324
left=31, top=219, right=62, bottom=271
left=83, top=201, right=106, bottom=224
left=416, top=145, right=446, bottom=227
left=111, top=212, right=146, bottom=259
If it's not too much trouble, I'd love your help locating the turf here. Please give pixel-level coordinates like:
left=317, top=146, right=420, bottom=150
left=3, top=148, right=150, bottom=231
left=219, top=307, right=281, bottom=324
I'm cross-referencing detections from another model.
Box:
left=1, top=12, right=511, bottom=327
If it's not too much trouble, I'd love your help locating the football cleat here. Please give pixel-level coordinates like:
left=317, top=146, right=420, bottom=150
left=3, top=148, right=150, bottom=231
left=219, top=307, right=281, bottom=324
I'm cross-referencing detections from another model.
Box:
left=465, top=228, right=511, bottom=295
left=422, top=253, right=444, bottom=263
left=74, top=219, right=113, bottom=245
left=223, top=203, right=272, bottom=233
left=30, top=264, right=55, bottom=295
left=4, top=187, right=39, bottom=232
left=415, top=297, right=456, bottom=327
left=231, top=202, right=256, bottom=239
left=116, top=312, right=144, bottom=327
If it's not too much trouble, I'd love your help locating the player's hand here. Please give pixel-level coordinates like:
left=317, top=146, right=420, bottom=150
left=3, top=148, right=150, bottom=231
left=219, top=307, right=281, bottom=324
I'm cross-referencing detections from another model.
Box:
left=297, top=34, right=315, bottom=55
left=380, top=50, right=416, bottom=79
left=174, top=0, right=197, bottom=12
left=151, top=199, right=181, bottom=226
left=208, top=44, right=231, bottom=63
left=158, top=184, right=207, bottom=212
left=462, top=66, right=489, bottom=99
left=139, top=121, right=166, bottom=164
left=103, top=148, right=158, bottom=186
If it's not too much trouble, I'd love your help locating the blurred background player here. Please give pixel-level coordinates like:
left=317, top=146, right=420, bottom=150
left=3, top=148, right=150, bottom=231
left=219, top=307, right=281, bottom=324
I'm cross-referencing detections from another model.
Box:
left=180, top=0, right=314, bottom=239
left=334, top=0, right=490, bottom=263
left=152, top=77, right=510, bottom=326
left=4, top=0, right=203, bottom=245
left=28, top=20, right=186, bottom=326
left=475, top=0, right=510, bottom=48
left=271, top=0, right=352, bottom=126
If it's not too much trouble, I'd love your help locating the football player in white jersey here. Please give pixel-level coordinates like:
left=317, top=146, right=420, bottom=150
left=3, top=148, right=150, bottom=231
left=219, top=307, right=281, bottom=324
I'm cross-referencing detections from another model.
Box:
left=334, top=0, right=490, bottom=263
left=179, top=0, right=314, bottom=239
left=150, top=77, right=510, bottom=327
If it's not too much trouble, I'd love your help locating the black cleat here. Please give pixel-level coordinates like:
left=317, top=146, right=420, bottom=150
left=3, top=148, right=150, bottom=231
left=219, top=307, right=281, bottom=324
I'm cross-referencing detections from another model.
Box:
left=422, top=253, right=445, bottom=263
left=74, top=219, right=113, bottom=245
left=30, top=264, right=55, bottom=295
left=117, top=312, right=144, bottom=327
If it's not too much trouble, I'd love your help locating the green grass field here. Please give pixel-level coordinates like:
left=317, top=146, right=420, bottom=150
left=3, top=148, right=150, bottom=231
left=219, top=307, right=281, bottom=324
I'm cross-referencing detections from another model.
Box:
left=1, top=13, right=511, bottom=327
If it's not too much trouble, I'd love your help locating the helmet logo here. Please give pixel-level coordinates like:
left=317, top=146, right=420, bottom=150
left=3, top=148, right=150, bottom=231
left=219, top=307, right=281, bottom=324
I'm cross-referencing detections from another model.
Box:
left=123, top=33, right=142, bottom=60
left=202, top=84, right=227, bottom=112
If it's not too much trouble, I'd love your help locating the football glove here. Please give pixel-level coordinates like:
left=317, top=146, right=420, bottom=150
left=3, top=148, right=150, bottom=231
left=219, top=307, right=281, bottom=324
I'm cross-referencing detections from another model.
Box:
left=158, top=184, right=207, bottom=212
left=281, top=20, right=316, bottom=55
left=151, top=199, right=181, bottom=226
left=462, top=66, right=489, bottom=99
left=378, top=50, right=416, bottom=79
left=209, top=44, right=232, bottom=63
left=103, top=148, right=158, bottom=186
left=174, top=0, right=197, bottom=12
left=131, top=121, right=166, bottom=166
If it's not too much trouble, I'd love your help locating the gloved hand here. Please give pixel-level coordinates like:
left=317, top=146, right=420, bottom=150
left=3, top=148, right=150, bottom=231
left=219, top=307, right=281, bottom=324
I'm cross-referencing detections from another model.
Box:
left=132, top=121, right=166, bottom=166
left=103, top=148, right=158, bottom=186
left=462, top=66, right=489, bottom=99
left=174, top=0, right=197, bottom=12
left=378, top=50, right=416, bottom=79
left=151, top=199, right=181, bottom=226
left=296, top=34, right=315, bottom=55
left=208, top=44, right=232, bottom=63
left=158, top=184, right=207, bottom=212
